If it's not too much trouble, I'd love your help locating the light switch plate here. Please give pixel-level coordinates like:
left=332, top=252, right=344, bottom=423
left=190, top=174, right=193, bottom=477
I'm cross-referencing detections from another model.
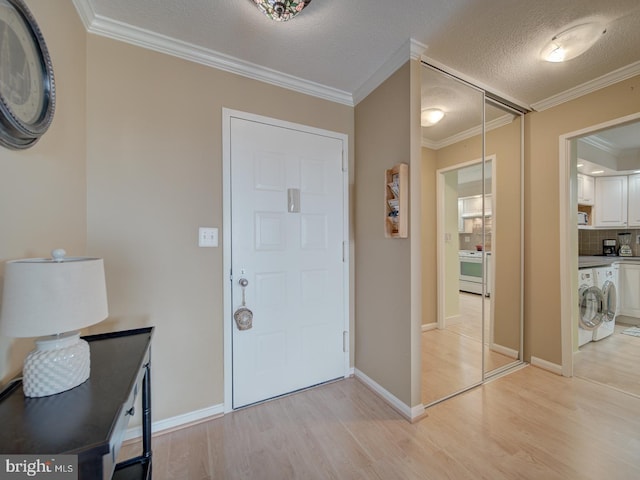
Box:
left=199, top=227, right=218, bottom=247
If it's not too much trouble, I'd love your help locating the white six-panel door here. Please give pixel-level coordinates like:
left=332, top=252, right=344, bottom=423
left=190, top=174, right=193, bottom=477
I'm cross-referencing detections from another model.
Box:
left=229, top=116, right=346, bottom=408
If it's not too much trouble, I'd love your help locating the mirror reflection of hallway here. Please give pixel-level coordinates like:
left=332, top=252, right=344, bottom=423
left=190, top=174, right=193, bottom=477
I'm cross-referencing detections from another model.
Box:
left=421, top=63, right=524, bottom=407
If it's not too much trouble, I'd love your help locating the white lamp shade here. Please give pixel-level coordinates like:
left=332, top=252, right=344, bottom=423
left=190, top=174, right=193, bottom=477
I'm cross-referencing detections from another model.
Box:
left=0, top=256, right=108, bottom=338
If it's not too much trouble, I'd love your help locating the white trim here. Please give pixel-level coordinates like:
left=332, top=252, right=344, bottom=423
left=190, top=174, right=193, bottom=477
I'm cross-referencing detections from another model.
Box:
left=71, top=0, right=95, bottom=27
left=529, top=356, right=562, bottom=375
left=488, top=343, right=518, bottom=359
left=558, top=112, right=640, bottom=379
left=72, top=1, right=352, bottom=106
left=354, top=369, right=424, bottom=421
left=532, top=60, right=640, bottom=112
left=423, top=113, right=515, bottom=150
left=123, top=403, right=224, bottom=441
left=73, top=1, right=640, bottom=114
left=222, top=108, right=350, bottom=413
left=580, top=135, right=622, bottom=157
left=352, top=38, right=426, bottom=106
left=421, top=322, right=437, bottom=332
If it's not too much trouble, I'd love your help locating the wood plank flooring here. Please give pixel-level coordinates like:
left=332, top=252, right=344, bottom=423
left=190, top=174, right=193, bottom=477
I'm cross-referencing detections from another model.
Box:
left=574, top=322, right=640, bottom=397
left=422, top=292, right=516, bottom=405
left=120, top=367, right=640, bottom=479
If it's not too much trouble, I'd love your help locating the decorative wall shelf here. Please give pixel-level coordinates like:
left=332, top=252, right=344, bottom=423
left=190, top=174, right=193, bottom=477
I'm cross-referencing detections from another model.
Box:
left=385, top=163, right=409, bottom=238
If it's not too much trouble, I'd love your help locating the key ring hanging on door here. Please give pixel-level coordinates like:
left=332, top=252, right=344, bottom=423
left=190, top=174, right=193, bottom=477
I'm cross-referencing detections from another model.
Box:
left=234, top=278, right=253, bottom=330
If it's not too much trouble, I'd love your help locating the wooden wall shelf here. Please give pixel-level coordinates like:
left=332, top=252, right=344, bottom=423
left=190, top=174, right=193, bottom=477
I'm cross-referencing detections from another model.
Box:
left=385, top=163, right=409, bottom=238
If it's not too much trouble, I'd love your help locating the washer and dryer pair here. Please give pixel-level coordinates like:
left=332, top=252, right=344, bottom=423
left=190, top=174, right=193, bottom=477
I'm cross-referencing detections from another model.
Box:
left=578, top=265, right=618, bottom=347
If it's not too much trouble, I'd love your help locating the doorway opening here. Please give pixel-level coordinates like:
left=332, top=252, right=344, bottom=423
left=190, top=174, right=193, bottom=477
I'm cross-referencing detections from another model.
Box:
left=559, top=112, right=640, bottom=389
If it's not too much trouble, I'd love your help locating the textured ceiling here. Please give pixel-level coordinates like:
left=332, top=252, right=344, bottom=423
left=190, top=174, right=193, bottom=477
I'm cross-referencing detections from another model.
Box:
left=82, top=0, right=640, bottom=109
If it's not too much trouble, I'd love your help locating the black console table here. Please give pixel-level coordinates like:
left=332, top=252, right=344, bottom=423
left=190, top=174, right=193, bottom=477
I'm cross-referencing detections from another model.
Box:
left=0, top=327, right=154, bottom=480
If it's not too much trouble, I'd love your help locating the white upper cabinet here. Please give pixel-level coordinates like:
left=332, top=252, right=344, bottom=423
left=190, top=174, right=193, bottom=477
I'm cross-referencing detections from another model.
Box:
left=577, top=173, right=595, bottom=205
left=628, top=173, right=640, bottom=227
left=459, top=195, right=492, bottom=217
left=594, top=176, right=628, bottom=227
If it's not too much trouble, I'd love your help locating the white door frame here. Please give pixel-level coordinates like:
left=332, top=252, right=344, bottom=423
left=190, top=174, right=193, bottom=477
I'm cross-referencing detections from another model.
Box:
left=558, top=112, right=640, bottom=377
left=222, top=108, right=350, bottom=412
left=436, top=155, right=496, bottom=331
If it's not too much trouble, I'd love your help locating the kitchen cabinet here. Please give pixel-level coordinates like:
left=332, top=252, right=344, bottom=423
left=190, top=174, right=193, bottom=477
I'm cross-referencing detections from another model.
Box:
left=459, top=195, right=492, bottom=218
left=618, top=263, right=640, bottom=318
left=594, top=176, right=628, bottom=227
left=577, top=173, right=595, bottom=205
left=628, top=174, right=640, bottom=227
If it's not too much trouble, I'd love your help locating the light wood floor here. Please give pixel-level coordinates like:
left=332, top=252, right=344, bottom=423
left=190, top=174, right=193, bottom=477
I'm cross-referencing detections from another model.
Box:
left=422, top=292, right=516, bottom=405
left=121, top=367, right=640, bottom=479
left=574, top=322, right=640, bottom=397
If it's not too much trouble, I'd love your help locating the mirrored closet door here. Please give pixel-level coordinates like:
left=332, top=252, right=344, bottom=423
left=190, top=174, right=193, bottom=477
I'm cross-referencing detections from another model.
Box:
left=421, top=63, right=524, bottom=407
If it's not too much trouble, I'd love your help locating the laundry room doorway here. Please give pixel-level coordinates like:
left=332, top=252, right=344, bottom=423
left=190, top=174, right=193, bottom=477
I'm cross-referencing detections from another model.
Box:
left=559, top=112, right=640, bottom=398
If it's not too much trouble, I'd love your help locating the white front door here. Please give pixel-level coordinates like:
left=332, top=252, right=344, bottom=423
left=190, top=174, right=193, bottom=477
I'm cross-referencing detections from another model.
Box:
left=229, top=115, right=347, bottom=408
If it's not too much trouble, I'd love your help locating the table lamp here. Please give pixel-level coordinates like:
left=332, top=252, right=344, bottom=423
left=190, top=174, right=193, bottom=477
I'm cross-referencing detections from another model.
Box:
left=0, top=249, right=108, bottom=397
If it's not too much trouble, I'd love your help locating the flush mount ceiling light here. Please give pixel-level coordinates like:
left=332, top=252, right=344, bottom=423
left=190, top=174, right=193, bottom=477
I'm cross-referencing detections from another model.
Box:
left=541, top=23, right=606, bottom=62
left=252, top=0, right=312, bottom=22
left=421, top=108, right=445, bottom=127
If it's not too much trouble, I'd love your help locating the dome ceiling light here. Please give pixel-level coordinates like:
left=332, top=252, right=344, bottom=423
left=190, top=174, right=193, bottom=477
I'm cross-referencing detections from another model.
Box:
left=541, top=23, right=606, bottom=63
left=421, top=108, right=445, bottom=127
left=252, top=0, right=312, bottom=22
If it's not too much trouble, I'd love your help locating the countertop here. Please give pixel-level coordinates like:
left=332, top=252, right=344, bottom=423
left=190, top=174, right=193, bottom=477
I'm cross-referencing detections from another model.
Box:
left=579, top=255, right=640, bottom=269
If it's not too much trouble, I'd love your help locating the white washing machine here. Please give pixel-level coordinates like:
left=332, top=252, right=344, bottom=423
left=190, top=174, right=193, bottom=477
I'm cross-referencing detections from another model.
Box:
left=578, top=268, right=603, bottom=347
left=592, top=265, right=618, bottom=341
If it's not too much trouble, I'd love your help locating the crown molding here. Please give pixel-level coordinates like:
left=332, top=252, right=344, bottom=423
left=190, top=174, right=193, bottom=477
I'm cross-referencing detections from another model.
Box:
left=72, top=1, right=640, bottom=115
left=72, top=1, right=353, bottom=106
left=422, top=113, right=515, bottom=150
left=530, top=60, right=640, bottom=112
left=579, top=135, right=621, bottom=156
left=352, top=39, right=427, bottom=106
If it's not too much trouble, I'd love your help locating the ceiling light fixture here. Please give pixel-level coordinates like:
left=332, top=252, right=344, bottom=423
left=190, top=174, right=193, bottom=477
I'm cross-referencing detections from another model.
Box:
left=541, top=23, right=606, bottom=62
left=252, top=0, right=311, bottom=22
left=421, top=108, right=445, bottom=127
left=591, top=170, right=605, bottom=174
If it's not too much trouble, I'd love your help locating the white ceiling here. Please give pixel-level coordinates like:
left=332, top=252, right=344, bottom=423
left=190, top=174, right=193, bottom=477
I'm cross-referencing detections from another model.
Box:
left=75, top=0, right=640, bottom=111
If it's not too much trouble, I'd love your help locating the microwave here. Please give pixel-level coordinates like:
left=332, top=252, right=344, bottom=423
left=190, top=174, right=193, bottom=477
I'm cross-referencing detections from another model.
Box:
left=578, top=212, right=589, bottom=225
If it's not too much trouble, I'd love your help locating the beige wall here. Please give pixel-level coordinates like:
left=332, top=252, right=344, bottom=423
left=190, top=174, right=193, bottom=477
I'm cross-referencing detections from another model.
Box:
left=3, top=0, right=639, bottom=424
left=0, top=0, right=87, bottom=383
left=354, top=63, right=414, bottom=406
left=0, top=2, right=354, bottom=423
left=84, top=36, right=354, bottom=421
left=443, top=171, right=460, bottom=319
left=525, top=75, right=640, bottom=364
left=421, top=147, right=438, bottom=327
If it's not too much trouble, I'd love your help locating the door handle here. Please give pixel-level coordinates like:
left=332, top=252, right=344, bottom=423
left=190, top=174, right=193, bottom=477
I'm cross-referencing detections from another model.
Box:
left=234, top=278, right=253, bottom=330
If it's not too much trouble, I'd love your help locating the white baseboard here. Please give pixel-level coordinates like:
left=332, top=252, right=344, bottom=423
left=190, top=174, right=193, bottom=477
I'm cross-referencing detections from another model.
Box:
left=489, top=343, right=518, bottom=359
left=124, top=403, right=224, bottom=441
left=422, top=322, right=437, bottom=332
left=354, top=368, right=424, bottom=421
left=530, top=356, right=562, bottom=375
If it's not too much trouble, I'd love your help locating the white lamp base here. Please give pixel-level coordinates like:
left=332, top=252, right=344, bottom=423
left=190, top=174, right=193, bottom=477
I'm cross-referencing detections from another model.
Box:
left=23, top=331, right=90, bottom=397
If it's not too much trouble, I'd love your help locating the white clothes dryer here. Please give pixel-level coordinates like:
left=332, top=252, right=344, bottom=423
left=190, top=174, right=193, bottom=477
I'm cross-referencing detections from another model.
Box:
left=592, top=265, right=618, bottom=341
left=578, top=268, right=603, bottom=347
